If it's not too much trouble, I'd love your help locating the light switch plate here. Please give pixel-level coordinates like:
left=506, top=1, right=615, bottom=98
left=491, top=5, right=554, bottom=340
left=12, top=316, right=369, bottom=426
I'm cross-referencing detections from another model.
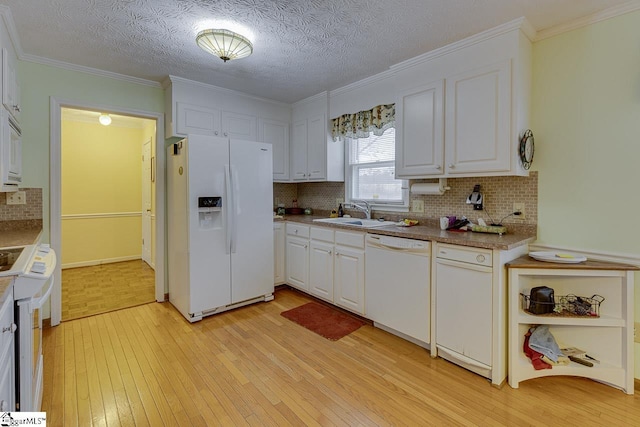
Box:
left=635, top=322, right=640, bottom=344
left=6, top=190, right=26, bottom=205
left=412, top=199, right=424, bottom=213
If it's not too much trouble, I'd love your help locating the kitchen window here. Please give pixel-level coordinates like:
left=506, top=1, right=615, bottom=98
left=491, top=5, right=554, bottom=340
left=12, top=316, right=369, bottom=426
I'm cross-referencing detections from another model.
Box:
left=345, top=128, right=408, bottom=210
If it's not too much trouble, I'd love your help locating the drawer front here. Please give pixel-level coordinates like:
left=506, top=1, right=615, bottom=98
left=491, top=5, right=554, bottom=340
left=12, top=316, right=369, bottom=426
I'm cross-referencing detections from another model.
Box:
left=286, top=223, right=310, bottom=238
left=0, top=291, right=14, bottom=358
left=310, top=226, right=334, bottom=243
left=335, top=230, right=365, bottom=249
left=436, top=243, right=492, bottom=267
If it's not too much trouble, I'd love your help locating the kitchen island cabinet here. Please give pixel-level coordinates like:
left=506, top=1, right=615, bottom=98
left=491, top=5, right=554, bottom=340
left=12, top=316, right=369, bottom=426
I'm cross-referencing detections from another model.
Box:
left=507, top=257, right=637, bottom=394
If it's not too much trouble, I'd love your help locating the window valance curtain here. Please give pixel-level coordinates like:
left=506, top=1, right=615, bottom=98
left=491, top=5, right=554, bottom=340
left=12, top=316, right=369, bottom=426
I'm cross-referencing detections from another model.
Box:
left=331, top=104, right=395, bottom=141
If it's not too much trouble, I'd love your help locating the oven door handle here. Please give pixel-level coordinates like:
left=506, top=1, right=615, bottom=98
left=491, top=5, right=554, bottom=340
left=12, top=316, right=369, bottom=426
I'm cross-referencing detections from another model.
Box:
left=31, top=276, right=54, bottom=311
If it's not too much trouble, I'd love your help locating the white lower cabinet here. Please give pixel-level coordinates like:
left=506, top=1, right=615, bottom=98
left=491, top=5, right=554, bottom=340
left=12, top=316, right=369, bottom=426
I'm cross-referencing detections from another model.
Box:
left=273, top=223, right=285, bottom=285
left=333, top=231, right=365, bottom=315
left=284, top=223, right=365, bottom=315
left=308, top=226, right=335, bottom=302
left=0, top=286, right=15, bottom=412
left=309, top=241, right=334, bottom=302
left=285, top=223, right=310, bottom=291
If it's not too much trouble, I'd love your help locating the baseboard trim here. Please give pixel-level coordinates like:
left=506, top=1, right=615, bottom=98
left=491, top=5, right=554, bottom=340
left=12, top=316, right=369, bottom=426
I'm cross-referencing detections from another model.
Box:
left=62, top=256, right=142, bottom=269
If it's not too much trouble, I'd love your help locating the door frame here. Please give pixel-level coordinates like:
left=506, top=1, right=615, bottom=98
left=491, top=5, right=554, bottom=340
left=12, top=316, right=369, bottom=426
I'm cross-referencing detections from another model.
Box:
left=141, top=137, right=153, bottom=267
left=49, top=97, right=166, bottom=326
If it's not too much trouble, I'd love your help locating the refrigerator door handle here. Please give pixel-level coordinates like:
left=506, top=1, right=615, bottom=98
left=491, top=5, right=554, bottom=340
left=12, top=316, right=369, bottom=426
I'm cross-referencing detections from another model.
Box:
left=225, top=164, right=233, bottom=255
left=231, top=165, right=239, bottom=254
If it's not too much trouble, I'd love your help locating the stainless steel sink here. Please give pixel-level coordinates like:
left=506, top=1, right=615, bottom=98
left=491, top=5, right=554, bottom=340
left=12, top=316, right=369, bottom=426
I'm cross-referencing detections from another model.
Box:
left=313, top=217, right=397, bottom=228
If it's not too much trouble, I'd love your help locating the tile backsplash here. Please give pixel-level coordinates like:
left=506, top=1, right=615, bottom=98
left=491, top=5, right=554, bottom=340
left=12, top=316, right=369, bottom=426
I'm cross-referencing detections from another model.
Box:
left=0, top=188, right=43, bottom=221
left=274, top=172, right=538, bottom=226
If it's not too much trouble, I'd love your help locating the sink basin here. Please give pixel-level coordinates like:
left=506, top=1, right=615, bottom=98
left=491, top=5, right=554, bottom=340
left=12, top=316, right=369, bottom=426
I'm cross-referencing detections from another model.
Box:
left=313, top=217, right=397, bottom=228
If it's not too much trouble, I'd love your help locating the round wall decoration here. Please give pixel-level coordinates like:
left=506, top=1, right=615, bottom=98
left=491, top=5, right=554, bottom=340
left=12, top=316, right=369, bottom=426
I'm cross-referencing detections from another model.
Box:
left=519, top=129, right=534, bottom=170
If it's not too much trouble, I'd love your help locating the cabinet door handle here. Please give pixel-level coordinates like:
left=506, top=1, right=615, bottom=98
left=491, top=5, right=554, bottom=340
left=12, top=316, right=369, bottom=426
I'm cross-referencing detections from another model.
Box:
left=13, top=104, right=20, bottom=112
left=435, top=165, right=441, bottom=170
left=448, top=164, right=455, bottom=169
left=0, top=399, right=8, bottom=411
left=214, top=131, right=219, bottom=135
left=328, top=250, right=332, bottom=255
left=2, top=323, right=16, bottom=333
left=224, top=132, right=228, bottom=137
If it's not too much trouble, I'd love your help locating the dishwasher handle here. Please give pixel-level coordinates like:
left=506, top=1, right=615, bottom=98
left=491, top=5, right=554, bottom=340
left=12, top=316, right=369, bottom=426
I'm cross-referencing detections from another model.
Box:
left=366, top=234, right=430, bottom=252
left=436, top=257, right=492, bottom=273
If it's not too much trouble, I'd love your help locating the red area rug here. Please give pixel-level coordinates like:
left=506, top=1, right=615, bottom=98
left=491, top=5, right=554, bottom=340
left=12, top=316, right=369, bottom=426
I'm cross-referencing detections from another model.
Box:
left=281, top=302, right=366, bottom=341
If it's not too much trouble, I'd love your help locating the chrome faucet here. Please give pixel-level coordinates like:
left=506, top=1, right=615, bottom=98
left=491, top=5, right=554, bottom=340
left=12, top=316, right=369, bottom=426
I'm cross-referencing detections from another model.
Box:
left=345, top=200, right=371, bottom=219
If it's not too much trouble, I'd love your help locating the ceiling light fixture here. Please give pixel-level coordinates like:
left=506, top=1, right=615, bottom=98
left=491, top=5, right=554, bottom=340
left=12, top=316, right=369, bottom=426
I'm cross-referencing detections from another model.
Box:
left=98, top=114, right=112, bottom=126
left=196, top=29, right=253, bottom=62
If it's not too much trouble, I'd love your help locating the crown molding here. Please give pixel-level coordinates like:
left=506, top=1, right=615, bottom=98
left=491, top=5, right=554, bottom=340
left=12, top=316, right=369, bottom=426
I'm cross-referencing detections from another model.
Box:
left=329, top=69, right=396, bottom=98
left=166, top=75, right=291, bottom=108
left=291, top=91, right=328, bottom=108
left=535, top=0, right=640, bottom=41
left=389, top=17, right=535, bottom=74
left=21, top=53, right=161, bottom=88
left=0, top=5, right=23, bottom=57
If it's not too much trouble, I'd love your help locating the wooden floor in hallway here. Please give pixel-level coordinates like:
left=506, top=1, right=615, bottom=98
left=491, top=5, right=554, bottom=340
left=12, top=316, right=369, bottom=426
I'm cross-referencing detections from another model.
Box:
left=61, top=260, right=155, bottom=321
left=42, top=287, right=640, bottom=426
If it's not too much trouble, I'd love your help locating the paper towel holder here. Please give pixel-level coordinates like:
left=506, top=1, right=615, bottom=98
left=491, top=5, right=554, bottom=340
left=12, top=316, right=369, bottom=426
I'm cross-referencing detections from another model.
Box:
left=410, top=178, right=450, bottom=195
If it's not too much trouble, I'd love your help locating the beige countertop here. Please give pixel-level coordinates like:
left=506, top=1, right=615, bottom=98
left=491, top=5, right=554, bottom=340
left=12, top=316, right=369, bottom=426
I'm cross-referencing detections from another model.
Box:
left=277, top=215, right=536, bottom=251
left=0, top=225, right=42, bottom=249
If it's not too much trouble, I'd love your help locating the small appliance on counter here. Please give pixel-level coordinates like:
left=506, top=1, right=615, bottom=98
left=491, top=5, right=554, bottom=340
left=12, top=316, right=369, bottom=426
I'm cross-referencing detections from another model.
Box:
left=466, top=184, right=483, bottom=210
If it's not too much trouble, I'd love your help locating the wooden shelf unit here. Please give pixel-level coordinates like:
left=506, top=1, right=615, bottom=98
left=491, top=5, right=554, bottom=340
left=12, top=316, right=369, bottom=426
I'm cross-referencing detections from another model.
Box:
left=506, top=256, right=637, bottom=394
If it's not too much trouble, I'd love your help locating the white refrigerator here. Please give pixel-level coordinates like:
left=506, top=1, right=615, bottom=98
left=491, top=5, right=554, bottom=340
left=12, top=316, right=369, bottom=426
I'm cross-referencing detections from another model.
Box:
left=167, top=134, right=274, bottom=322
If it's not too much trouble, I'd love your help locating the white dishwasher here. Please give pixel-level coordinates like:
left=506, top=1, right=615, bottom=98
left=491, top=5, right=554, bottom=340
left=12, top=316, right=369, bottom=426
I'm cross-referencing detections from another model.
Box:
left=435, top=243, right=493, bottom=378
left=365, top=234, right=430, bottom=347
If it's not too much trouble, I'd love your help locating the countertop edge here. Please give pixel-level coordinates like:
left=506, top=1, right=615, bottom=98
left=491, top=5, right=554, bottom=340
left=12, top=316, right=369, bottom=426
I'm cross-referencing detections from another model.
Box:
left=277, top=215, right=536, bottom=251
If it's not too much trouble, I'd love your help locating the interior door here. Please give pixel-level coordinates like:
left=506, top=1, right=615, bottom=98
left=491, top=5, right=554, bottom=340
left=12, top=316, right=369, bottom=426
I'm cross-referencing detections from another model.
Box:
left=141, top=139, right=152, bottom=267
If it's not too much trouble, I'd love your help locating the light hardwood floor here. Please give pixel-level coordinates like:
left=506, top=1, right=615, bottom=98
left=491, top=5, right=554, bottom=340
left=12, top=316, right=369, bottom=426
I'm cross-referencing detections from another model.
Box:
left=61, top=260, right=155, bottom=321
left=42, top=288, right=640, bottom=426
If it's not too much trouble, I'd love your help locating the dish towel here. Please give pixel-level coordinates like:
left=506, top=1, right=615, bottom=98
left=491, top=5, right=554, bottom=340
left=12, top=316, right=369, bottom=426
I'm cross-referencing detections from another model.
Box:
left=528, top=325, right=563, bottom=363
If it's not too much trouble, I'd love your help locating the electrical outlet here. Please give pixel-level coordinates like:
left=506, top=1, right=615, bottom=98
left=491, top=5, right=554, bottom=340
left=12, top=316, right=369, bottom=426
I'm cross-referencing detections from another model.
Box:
left=412, top=199, right=424, bottom=213
left=6, top=190, right=26, bottom=205
left=274, top=197, right=281, bottom=206
left=513, top=202, right=525, bottom=220
left=336, top=198, right=344, bottom=207
left=635, top=322, right=640, bottom=344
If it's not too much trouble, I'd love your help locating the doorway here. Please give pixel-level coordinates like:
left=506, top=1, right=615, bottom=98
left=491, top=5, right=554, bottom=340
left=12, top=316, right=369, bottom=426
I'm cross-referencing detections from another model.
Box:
left=59, top=108, right=157, bottom=320
left=49, top=99, right=165, bottom=326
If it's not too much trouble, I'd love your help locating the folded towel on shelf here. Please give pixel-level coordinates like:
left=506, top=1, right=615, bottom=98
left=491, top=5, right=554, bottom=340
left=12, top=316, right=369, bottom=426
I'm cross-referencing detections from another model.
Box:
left=528, top=325, right=563, bottom=363
left=523, top=328, right=552, bottom=370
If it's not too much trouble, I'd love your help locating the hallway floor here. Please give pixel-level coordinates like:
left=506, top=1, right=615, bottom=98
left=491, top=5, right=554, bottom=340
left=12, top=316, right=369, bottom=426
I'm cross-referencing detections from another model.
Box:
left=61, top=260, right=155, bottom=321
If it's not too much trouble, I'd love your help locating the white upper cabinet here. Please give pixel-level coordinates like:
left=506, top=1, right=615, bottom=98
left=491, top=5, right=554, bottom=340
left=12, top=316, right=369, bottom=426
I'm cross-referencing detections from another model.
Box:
left=393, top=20, right=532, bottom=178
left=221, top=110, right=257, bottom=140
left=2, top=48, right=19, bottom=122
left=176, top=102, right=221, bottom=136
left=395, top=80, right=445, bottom=177
left=290, top=92, right=344, bottom=182
left=260, top=118, right=289, bottom=181
left=444, top=60, right=511, bottom=174
left=164, top=76, right=291, bottom=180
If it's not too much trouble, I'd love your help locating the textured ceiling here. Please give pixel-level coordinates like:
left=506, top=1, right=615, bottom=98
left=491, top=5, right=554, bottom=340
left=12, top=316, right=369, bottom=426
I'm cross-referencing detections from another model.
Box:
left=0, top=0, right=633, bottom=103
